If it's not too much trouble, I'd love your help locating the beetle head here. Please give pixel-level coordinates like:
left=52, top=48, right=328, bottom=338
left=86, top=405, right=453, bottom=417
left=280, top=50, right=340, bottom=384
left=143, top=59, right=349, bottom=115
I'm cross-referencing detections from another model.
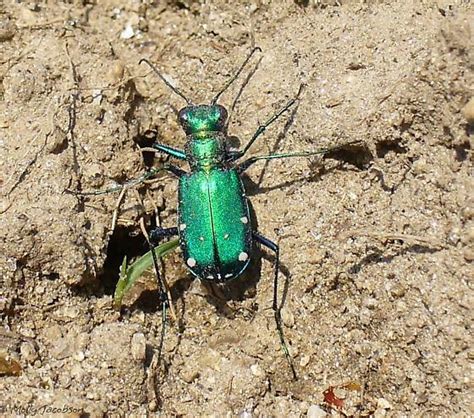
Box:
left=178, top=105, right=228, bottom=135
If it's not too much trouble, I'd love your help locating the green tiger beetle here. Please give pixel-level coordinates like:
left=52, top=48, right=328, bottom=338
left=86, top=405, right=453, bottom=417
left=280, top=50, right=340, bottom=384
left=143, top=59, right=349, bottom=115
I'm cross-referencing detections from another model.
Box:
left=82, top=47, right=359, bottom=380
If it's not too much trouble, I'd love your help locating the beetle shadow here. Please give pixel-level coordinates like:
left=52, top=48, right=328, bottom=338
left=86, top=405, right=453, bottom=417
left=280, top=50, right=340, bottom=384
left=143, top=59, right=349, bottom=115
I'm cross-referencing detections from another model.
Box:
left=224, top=56, right=263, bottom=134
left=241, top=142, right=369, bottom=197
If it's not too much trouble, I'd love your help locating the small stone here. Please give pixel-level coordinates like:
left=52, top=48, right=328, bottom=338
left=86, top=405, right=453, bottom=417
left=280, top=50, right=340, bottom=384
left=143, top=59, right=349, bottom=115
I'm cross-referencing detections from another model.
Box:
left=307, top=404, right=327, bottom=418
left=62, top=306, right=80, bottom=319
left=447, top=226, right=461, bottom=245
left=463, top=246, right=474, bottom=262
left=58, top=373, right=72, bottom=388
left=19, top=326, right=36, bottom=338
left=300, top=354, right=310, bottom=367
left=0, top=19, right=16, bottom=42
left=131, top=332, right=146, bottom=362
left=250, top=363, right=264, bottom=377
left=307, top=247, right=326, bottom=265
left=108, top=61, right=125, bottom=84
left=412, top=158, right=428, bottom=175
left=362, top=296, right=377, bottom=309
left=120, top=23, right=135, bottom=39
left=461, top=97, right=474, bottom=125
left=20, top=341, right=38, bottom=363
left=463, top=225, right=474, bottom=244
left=73, top=351, right=85, bottom=362
left=390, top=283, right=406, bottom=298
left=86, top=391, right=97, bottom=400
left=377, top=397, right=392, bottom=409
left=358, top=307, right=372, bottom=325
left=42, top=324, right=62, bottom=342
left=50, top=337, right=74, bottom=360
left=281, top=307, right=295, bottom=327
left=131, top=310, right=145, bottom=324
left=181, top=368, right=199, bottom=383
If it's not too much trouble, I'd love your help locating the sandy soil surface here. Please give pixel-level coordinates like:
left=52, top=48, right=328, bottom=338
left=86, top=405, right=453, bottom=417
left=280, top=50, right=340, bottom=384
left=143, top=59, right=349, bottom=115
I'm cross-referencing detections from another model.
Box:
left=1, top=1, right=472, bottom=416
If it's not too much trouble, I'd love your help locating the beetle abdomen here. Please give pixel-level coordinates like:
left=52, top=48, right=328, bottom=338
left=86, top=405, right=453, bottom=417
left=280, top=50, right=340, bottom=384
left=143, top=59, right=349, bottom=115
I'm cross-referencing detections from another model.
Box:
left=178, top=168, right=252, bottom=281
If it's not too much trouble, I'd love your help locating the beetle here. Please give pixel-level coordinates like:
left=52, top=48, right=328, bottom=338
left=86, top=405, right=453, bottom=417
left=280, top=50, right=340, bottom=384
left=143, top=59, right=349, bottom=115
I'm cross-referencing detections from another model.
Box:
left=136, top=48, right=357, bottom=379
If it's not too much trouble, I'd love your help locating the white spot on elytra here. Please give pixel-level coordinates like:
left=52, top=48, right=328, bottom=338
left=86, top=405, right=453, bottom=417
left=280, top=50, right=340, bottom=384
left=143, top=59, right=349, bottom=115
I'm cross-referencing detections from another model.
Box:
left=225, top=273, right=233, bottom=278
left=186, top=257, right=196, bottom=267
left=199, top=236, right=204, bottom=241
left=179, top=224, right=186, bottom=231
left=240, top=216, right=248, bottom=224
left=224, top=233, right=229, bottom=240
left=239, top=251, right=249, bottom=262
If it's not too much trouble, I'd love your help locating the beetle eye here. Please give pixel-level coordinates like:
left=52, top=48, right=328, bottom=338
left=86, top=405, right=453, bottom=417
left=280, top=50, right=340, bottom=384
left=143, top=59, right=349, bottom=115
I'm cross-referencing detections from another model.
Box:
left=178, top=108, right=188, bottom=123
left=178, top=107, right=193, bottom=133
left=216, top=105, right=228, bottom=128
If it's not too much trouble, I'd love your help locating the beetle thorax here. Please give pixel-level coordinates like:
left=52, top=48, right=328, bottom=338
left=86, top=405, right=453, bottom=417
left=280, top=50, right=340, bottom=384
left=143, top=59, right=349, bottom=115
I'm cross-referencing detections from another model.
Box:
left=185, top=133, right=226, bottom=171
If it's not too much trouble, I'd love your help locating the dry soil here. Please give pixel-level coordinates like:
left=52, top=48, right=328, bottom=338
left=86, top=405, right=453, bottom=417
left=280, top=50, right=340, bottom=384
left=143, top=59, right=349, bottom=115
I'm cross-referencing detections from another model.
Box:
left=0, top=1, right=473, bottom=416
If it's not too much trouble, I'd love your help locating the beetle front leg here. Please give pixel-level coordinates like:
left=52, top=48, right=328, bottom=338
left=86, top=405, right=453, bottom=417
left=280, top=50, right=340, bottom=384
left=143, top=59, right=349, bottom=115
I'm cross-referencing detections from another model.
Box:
left=253, top=231, right=297, bottom=380
left=68, top=162, right=185, bottom=197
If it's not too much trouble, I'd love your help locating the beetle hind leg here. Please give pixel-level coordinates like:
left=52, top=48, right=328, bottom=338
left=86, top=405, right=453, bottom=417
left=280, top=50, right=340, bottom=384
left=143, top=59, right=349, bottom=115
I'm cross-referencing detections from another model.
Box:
left=146, top=226, right=179, bottom=368
left=253, top=231, right=298, bottom=380
left=150, top=226, right=179, bottom=246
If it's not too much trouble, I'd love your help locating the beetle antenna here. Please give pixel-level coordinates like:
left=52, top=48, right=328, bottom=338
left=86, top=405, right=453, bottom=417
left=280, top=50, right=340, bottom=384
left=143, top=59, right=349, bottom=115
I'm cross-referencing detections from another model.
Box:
left=212, top=46, right=262, bottom=105
left=139, top=58, right=192, bottom=105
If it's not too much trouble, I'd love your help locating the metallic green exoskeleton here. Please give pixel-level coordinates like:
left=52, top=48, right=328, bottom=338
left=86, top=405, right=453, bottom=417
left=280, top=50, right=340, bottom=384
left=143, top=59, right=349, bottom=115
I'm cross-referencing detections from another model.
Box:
left=177, top=105, right=252, bottom=281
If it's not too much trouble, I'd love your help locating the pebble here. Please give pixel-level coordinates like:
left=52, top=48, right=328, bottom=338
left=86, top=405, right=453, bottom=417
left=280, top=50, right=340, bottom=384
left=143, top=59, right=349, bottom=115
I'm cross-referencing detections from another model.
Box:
left=51, top=337, right=74, bottom=360
left=181, top=368, right=199, bottom=383
left=0, top=18, right=16, bottom=42
left=307, top=404, right=327, bottom=418
left=377, top=397, right=392, bottom=409
left=390, top=283, right=406, bottom=298
left=120, top=23, right=135, bottom=39
left=131, top=332, right=146, bottom=362
left=461, top=97, right=474, bottom=125
left=463, top=247, right=474, bottom=262
left=20, top=341, right=38, bottom=363
left=73, top=351, right=85, bottom=362
left=250, top=363, right=264, bottom=377
left=300, top=354, right=310, bottom=367
left=362, top=296, right=378, bottom=309
left=281, top=307, right=295, bottom=327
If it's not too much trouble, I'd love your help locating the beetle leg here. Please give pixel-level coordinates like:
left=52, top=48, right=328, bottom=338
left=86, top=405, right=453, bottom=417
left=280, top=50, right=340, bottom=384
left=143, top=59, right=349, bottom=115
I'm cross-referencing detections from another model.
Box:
left=233, top=85, right=304, bottom=161
left=163, top=163, right=186, bottom=178
left=145, top=226, right=180, bottom=368
left=68, top=161, right=186, bottom=196
left=147, top=238, right=170, bottom=366
left=67, top=167, right=168, bottom=196
left=153, top=143, right=187, bottom=160
left=236, top=140, right=361, bottom=174
left=253, top=231, right=298, bottom=380
left=150, top=226, right=179, bottom=246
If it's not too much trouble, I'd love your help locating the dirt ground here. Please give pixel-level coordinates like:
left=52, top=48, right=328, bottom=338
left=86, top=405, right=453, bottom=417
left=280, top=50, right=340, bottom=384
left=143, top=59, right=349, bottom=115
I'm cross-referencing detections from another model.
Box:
left=0, top=0, right=472, bottom=416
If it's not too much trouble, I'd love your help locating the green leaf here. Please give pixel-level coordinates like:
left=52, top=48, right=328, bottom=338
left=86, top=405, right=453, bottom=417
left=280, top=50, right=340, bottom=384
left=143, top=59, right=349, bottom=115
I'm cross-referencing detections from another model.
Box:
left=113, top=239, right=180, bottom=309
